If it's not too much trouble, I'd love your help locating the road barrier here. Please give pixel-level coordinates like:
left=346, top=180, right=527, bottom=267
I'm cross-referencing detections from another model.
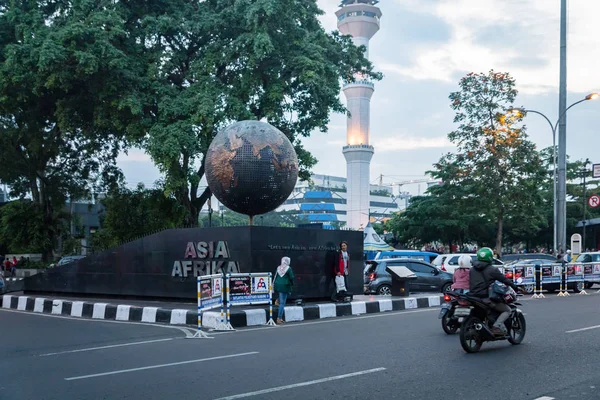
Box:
left=222, top=273, right=276, bottom=330
left=557, top=264, right=569, bottom=297
left=191, top=273, right=226, bottom=338
left=506, top=262, right=597, bottom=299
left=506, top=264, right=542, bottom=298
left=579, top=262, right=600, bottom=293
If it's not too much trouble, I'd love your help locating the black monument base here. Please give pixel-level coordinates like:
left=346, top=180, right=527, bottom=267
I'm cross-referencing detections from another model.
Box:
left=24, top=227, right=363, bottom=301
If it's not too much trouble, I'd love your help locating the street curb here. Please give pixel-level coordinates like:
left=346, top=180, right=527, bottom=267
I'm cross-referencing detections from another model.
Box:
left=1, top=294, right=197, bottom=326
left=200, top=295, right=444, bottom=328
left=1, top=294, right=443, bottom=329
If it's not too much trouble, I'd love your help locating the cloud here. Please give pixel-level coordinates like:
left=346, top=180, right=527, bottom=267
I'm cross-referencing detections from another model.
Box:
left=373, top=135, right=454, bottom=152
left=379, top=0, right=600, bottom=95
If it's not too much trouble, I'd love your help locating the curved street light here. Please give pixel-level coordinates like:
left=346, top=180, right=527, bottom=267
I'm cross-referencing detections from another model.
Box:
left=508, top=92, right=599, bottom=254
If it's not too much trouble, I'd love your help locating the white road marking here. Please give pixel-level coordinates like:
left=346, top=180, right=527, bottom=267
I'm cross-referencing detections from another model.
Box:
left=211, top=308, right=437, bottom=335
left=64, top=352, right=258, bottom=381
left=534, top=397, right=555, bottom=400
left=213, top=367, right=386, bottom=400
left=39, top=338, right=177, bottom=357
left=0, top=308, right=197, bottom=337
left=566, top=324, right=600, bottom=333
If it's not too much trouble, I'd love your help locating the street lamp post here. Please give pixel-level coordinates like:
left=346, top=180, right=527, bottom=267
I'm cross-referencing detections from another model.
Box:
left=581, top=159, right=590, bottom=250
left=510, top=92, right=598, bottom=253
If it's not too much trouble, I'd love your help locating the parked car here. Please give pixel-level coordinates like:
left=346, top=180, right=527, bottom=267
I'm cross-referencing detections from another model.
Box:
left=501, top=253, right=557, bottom=264
left=364, top=258, right=453, bottom=295
left=56, top=255, right=86, bottom=267
left=574, top=251, right=600, bottom=263
left=432, top=253, right=504, bottom=273
left=373, top=250, right=439, bottom=264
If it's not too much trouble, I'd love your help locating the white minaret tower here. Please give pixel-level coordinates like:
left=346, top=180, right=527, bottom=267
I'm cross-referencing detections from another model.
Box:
left=336, top=0, right=381, bottom=230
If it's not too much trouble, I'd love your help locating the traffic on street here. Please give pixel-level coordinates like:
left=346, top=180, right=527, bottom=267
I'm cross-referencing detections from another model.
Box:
left=2, top=292, right=600, bottom=400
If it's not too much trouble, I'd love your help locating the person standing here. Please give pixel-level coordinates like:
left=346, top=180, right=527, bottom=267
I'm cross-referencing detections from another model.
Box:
left=11, top=256, right=17, bottom=277
left=273, top=257, right=294, bottom=325
left=565, top=250, right=572, bottom=263
left=331, top=241, right=350, bottom=300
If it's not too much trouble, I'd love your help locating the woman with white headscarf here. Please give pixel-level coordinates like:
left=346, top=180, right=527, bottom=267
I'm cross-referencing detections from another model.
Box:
left=274, top=256, right=295, bottom=325
left=451, top=254, right=472, bottom=293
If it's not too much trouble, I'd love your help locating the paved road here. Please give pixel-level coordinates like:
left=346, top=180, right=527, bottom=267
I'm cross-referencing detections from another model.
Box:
left=2, top=293, right=600, bottom=400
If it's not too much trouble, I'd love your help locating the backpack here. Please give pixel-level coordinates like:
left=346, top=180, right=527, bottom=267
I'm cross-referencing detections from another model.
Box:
left=489, top=281, right=509, bottom=302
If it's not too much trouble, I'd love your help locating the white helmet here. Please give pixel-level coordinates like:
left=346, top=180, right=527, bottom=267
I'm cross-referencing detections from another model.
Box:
left=458, top=254, right=473, bottom=269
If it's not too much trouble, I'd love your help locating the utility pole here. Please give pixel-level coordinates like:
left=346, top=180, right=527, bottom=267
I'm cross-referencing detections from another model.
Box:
left=582, top=159, right=590, bottom=251
left=556, top=0, right=568, bottom=252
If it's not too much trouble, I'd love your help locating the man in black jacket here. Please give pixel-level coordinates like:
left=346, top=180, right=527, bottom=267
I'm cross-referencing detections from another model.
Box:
left=470, top=247, right=519, bottom=336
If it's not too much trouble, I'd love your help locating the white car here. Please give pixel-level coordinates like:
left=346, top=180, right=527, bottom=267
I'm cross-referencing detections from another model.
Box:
left=432, top=253, right=504, bottom=273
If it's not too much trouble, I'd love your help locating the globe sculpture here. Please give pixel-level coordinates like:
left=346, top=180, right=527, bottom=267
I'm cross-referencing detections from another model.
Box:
left=205, top=120, right=299, bottom=218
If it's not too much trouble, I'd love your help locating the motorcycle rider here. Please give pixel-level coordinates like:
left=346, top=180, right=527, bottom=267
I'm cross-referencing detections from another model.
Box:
left=469, top=247, right=519, bottom=336
left=451, top=254, right=472, bottom=293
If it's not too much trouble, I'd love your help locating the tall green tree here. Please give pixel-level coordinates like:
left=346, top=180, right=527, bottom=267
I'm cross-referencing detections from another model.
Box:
left=0, top=0, right=144, bottom=260
left=92, top=184, right=187, bottom=251
left=127, top=0, right=381, bottom=226
left=438, top=70, right=546, bottom=255
left=0, top=200, right=52, bottom=254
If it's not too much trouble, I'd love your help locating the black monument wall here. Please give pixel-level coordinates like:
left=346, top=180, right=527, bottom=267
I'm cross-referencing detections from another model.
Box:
left=24, top=227, right=363, bottom=300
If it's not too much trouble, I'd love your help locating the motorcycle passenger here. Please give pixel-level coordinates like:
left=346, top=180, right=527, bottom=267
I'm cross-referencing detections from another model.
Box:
left=451, top=254, right=471, bottom=293
left=469, top=247, right=519, bottom=336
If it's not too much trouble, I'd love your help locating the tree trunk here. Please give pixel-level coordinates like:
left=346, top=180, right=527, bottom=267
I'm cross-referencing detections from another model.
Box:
left=37, top=173, right=56, bottom=262
left=495, top=208, right=504, bottom=257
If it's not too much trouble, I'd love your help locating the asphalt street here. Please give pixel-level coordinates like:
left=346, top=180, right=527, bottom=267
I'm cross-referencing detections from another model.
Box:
left=2, top=293, right=600, bottom=400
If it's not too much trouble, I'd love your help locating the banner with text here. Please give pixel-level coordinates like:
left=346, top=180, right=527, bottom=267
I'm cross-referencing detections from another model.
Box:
left=227, top=273, right=272, bottom=306
left=197, top=273, right=224, bottom=311
left=581, top=263, right=600, bottom=282
left=508, top=265, right=535, bottom=286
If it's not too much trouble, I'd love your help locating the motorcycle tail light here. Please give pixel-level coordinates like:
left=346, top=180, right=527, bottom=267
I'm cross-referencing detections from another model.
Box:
left=444, top=294, right=451, bottom=302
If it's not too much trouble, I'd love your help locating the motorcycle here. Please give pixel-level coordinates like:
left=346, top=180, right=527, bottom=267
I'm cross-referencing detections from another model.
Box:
left=439, top=291, right=462, bottom=334
left=455, top=289, right=526, bottom=353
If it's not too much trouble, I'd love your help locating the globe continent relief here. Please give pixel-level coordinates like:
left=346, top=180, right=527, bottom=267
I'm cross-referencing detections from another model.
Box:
left=205, top=121, right=299, bottom=216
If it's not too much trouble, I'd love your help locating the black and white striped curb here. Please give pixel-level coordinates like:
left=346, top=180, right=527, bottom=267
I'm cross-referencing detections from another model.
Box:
left=3, top=278, right=23, bottom=281
left=200, top=295, right=445, bottom=328
left=1, top=294, right=444, bottom=328
left=1, top=295, right=196, bottom=326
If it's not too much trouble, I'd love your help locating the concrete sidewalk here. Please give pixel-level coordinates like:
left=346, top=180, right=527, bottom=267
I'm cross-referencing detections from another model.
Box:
left=1, top=292, right=444, bottom=329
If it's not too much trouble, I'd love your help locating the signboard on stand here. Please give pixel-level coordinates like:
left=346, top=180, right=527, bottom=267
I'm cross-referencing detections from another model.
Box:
left=199, top=274, right=224, bottom=310
left=223, top=272, right=276, bottom=328
left=566, top=264, right=584, bottom=283
left=227, top=273, right=271, bottom=306
left=584, top=264, right=600, bottom=282
left=510, top=265, right=535, bottom=286
left=541, top=265, right=561, bottom=284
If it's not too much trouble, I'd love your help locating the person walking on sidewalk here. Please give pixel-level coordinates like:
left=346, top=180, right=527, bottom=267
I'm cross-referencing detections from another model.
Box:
left=274, top=256, right=294, bottom=325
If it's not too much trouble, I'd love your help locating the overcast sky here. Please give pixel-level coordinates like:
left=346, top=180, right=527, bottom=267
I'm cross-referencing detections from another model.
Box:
left=118, top=0, right=600, bottom=196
